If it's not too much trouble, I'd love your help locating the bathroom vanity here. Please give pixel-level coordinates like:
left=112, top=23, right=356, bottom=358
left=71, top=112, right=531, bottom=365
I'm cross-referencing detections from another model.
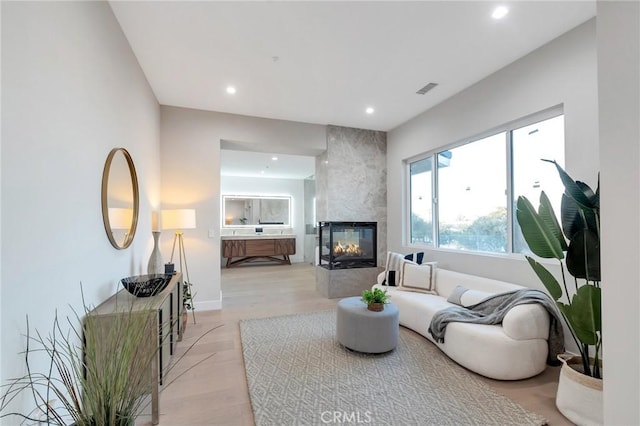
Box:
left=222, top=234, right=296, bottom=267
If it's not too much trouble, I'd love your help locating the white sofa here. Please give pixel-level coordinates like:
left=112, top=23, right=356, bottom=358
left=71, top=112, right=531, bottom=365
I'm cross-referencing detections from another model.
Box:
left=373, top=267, right=551, bottom=380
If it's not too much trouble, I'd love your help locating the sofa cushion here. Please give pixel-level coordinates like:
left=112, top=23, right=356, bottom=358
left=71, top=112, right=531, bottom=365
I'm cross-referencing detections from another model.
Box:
left=385, top=289, right=450, bottom=330
left=435, top=269, right=523, bottom=299
left=398, top=262, right=437, bottom=294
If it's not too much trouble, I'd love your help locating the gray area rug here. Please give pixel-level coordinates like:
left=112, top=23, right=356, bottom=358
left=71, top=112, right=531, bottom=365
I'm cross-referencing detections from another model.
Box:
left=240, top=310, right=547, bottom=426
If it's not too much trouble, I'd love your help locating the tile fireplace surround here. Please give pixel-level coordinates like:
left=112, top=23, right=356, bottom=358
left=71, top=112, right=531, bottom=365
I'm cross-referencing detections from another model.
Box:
left=315, top=265, right=382, bottom=299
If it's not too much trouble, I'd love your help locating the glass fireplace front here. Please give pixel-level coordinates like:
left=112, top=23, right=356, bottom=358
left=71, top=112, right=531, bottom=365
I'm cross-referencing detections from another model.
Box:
left=318, top=221, right=377, bottom=270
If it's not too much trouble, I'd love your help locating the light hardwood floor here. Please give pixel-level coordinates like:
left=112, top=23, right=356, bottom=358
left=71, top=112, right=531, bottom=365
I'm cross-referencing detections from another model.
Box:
left=143, top=263, right=572, bottom=426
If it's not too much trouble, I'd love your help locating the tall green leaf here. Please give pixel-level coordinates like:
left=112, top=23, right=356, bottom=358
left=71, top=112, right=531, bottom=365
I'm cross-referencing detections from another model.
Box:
left=576, top=181, right=596, bottom=202
left=557, top=285, right=601, bottom=345
left=562, top=194, right=599, bottom=239
left=566, top=229, right=601, bottom=281
left=525, top=256, right=563, bottom=300
left=516, top=196, right=564, bottom=259
left=543, top=159, right=597, bottom=209
left=595, top=174, right=600, bottom=210
left=575, top=181, right=599, bottom=234
left=561, top=193, right=582, bottom=240
left=538, top=192, right=568, bottom=252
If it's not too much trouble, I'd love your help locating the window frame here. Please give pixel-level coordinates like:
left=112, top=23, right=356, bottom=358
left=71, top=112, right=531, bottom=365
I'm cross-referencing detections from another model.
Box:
left=406, top=156, right=435, bottom=246
left=404, top=105, right=564, bottom=255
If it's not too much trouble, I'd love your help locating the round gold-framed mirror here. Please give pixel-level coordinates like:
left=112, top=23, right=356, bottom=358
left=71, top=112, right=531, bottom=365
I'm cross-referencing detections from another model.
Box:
left=101, top=148, right=139, bottom=249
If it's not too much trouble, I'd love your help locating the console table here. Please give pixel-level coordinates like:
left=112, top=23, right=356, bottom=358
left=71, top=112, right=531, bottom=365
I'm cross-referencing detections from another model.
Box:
left=222, top=235, right=296, bottom=267
left=85, top=273, right=183, bottom=425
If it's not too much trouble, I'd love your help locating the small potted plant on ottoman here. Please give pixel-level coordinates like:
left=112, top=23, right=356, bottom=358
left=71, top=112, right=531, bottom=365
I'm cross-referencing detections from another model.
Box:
left=361, top=288, right=389, bottom=312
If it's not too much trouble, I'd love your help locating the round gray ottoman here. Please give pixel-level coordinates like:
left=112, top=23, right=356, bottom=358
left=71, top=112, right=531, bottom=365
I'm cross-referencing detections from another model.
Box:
left=336, top=296, right=399, bottom=354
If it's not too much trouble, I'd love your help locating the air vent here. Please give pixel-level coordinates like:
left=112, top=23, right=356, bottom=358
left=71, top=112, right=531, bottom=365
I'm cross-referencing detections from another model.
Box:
left=416, top=82, right=438, bottom=95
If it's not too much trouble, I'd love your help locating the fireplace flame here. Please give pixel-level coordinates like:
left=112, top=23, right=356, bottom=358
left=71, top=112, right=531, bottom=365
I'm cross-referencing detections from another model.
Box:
left=334, top=241, right=364, bottom=256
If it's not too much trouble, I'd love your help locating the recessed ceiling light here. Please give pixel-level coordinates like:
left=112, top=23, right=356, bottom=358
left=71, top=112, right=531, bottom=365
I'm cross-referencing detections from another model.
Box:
left=365, top=107, right=375, bottom=114
left=492, top=6, right=509, bottom=19
left=226, top=86, right=237, bottom=95
left=272, top=156, right=278, bottom=161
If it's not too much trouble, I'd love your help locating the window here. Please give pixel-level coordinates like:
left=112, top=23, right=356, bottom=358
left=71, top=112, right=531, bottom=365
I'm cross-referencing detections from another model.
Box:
left=406, top=110, right=564, bottom=254
left=438, top=133, right=507, bottom=253
left=409, top=157, right=433, bottom=245
left=512, top=115, right=565, bottom=253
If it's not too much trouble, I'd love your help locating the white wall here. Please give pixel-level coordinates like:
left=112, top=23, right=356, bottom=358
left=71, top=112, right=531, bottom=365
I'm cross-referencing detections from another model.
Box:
left=597, top=1, right=640, bottom=424
left=221, top=175, right=306, bottom=263
left=0, top=0, right=4, bottom=388
left=160, top=106, right=326, bottom=309
left=386, top=19, right=598, bottom=291
left=1, top=2, right=160, bottom=417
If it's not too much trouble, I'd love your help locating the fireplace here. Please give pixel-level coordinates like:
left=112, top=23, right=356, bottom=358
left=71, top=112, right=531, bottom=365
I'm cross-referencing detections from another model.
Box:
left=318, top=221, right=377, bottom=270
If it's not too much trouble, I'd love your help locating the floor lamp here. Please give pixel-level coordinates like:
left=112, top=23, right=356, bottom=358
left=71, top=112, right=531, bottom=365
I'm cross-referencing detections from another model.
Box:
left=161, top=209, right=197, bottom=324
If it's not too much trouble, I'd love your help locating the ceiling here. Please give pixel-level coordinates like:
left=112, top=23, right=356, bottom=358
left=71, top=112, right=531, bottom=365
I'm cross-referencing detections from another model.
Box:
left=109, top=1, right=596, bottom=178
left=220, top=150, right=316, bottom=179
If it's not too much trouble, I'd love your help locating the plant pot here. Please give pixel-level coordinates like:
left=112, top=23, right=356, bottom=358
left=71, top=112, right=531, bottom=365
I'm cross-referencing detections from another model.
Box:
left=367, top=303, right=384, bottom=312
left=182, top=310, right=188, bottom=334
left=556, top=354, right=603, bottom=426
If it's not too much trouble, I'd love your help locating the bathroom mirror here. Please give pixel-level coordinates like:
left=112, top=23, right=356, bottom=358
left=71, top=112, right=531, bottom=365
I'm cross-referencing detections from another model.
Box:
left=222, top=195, right=291, bottom=227
left=101, top=148, right=139, bottom=249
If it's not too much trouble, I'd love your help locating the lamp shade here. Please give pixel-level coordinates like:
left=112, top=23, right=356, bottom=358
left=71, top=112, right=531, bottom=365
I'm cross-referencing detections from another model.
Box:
left=108, top=208, right=134, bottom=230
left=161, top=209, right=196, bottom=230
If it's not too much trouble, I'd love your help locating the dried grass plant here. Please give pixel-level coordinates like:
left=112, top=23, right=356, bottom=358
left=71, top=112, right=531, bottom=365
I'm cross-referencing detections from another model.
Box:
left=1, top=287, right=221, bottom=425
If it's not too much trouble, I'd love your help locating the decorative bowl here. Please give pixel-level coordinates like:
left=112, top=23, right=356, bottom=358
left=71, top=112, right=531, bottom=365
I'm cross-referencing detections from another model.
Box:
left=121, top=274, right=172, bottom=297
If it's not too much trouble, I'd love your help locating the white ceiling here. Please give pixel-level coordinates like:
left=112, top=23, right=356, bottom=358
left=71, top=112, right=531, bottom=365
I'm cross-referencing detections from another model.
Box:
left=220, top=150, right=316, bottom=179
left=109, top=1, right=596, bottom=177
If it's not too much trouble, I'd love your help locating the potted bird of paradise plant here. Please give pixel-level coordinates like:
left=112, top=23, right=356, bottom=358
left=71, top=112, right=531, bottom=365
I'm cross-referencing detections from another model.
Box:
left=516, top=159, right=601, bottom=425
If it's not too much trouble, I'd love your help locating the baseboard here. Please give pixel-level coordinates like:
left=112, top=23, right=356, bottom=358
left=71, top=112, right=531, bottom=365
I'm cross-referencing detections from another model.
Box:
left=194, top=292, right=222, bottom=311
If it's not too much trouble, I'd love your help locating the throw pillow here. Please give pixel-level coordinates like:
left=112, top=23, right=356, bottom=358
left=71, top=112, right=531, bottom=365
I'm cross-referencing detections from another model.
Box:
left=384, top=251, right=409, bottom=286
left=447, top=285, right=469, bottom=306
left=446, top=285, right=494, bottom=307
left=404, top=252, right=424, bottom=265
left=398, top=261, right=436, bottom=294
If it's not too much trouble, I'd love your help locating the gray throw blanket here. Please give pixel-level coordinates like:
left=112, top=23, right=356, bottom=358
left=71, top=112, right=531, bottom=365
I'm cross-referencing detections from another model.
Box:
left=428, top=289, right=564, bottom=366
